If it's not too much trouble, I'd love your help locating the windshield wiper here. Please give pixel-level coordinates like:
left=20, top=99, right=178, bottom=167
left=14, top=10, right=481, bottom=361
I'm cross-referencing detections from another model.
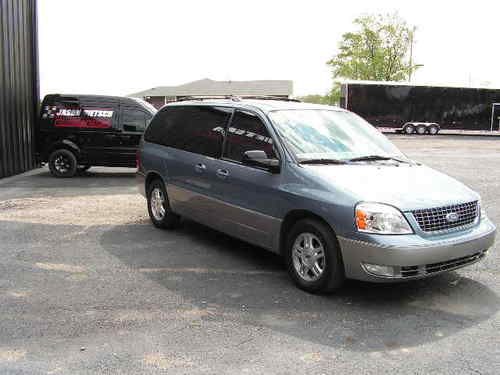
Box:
left=347, top=155, right=411, bottom=164
left=300, top=158, right=348, bottom=165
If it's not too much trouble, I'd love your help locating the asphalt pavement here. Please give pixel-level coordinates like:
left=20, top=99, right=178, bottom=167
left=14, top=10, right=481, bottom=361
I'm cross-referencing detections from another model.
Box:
left=0, top=135, right=499, bottom=374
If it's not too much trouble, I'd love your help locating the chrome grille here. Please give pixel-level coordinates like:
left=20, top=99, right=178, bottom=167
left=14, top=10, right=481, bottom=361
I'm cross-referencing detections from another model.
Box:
left=411, top=201, right=478, bottom=232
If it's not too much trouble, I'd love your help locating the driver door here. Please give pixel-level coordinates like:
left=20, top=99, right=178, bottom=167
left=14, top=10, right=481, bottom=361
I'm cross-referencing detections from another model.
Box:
left=208, top=110, right=283, bottom=250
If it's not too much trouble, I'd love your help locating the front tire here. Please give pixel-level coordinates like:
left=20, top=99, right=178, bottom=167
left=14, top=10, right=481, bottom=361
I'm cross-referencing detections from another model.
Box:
left=285, top=218, right=345, bottom=293
left=147, top=179, right=181, bottom=229
left=48, top=149, right=77, bottom=178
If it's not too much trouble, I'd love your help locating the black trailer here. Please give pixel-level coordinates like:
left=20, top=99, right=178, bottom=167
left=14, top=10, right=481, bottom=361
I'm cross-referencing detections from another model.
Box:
left=340, top=81, right=500, bottom=135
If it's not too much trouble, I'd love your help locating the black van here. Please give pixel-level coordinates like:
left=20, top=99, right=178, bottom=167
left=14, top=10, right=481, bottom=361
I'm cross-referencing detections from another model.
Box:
left=37, top=94, right=157, bottom=177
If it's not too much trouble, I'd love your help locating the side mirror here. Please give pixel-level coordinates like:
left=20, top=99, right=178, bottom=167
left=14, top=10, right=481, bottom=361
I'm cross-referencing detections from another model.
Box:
left=242, top=150, right=280, bottom=173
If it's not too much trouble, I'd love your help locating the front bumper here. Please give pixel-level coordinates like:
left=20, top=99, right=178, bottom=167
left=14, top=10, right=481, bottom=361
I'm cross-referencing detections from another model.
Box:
left=338, top=218, right=496, bottom=282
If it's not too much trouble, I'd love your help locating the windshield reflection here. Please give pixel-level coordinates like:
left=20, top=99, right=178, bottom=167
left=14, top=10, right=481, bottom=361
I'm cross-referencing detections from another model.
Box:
left=269, top=109, right=405, bottom=162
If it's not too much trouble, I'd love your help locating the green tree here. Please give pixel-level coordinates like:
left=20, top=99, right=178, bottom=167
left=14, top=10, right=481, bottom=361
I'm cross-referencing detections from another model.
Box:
left=298, top=86, right=341, bottom=106
left=327, top=13, right=421, bottom=82
left=298, top=94, right=332, bottom=105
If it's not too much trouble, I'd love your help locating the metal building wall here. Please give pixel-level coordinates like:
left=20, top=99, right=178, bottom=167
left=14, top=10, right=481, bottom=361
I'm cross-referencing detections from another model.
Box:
left=0, top=0, right=39, bottom=178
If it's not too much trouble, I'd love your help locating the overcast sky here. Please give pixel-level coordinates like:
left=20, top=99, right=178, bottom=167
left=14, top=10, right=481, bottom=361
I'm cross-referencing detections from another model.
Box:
left=38, top=0, right=500, bottom=97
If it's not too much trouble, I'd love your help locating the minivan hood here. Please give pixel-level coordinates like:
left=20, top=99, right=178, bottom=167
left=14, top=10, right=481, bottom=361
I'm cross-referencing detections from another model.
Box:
left=305, top=163, right=479, bottom=211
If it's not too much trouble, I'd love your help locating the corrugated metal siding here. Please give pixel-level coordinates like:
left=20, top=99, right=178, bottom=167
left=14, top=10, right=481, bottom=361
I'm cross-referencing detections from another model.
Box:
left=0, top=0, right=39, bottom=178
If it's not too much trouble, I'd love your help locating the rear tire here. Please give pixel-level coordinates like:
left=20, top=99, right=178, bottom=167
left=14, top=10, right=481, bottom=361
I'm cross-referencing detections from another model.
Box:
left=48, top=149, right=77, bottom=178
left=147, top=179, right=181, bottom=229
left=285, top=218, right=345, bottom=293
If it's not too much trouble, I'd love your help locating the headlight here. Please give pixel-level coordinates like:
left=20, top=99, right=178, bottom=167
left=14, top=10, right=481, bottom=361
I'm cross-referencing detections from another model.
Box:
left=355, top=202, right=413, bottom=234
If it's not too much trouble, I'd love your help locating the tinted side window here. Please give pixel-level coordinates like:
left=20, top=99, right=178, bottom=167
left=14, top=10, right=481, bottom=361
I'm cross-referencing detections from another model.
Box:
left=223, top=110, right=276, bottom=162
left=144, top=106, right=230, bottom=158
left=144, top=110, right=168, bottom=143
left=122, top=108, right=147, bottom=132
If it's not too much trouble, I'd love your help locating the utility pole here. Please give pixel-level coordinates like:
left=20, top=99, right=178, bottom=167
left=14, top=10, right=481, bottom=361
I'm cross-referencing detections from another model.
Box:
left=408, top=26, right=416, bottom=82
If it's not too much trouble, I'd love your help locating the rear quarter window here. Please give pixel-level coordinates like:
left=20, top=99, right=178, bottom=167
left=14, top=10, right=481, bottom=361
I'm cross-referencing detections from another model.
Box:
left=144, top=110, right=169, bottom=144
left=144, top=106, right=231, bottom=158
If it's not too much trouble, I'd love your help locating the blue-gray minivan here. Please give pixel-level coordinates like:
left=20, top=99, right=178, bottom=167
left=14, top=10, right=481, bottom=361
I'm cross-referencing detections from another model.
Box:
left=137, top=98, right=496, bottom=293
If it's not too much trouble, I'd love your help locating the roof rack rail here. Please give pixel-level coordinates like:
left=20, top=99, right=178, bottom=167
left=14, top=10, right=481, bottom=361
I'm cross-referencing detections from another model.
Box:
left=174, top=95, right=236, bottom=102
left=174, top=95, right=301, bottom=103
left=234, top=95, right=301, bottom=102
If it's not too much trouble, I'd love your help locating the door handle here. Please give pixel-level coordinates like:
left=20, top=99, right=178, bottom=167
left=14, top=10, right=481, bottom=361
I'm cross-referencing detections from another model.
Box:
left=194, top=163, right=206, bottom=173
left=216, top=168, right=229, bottom=179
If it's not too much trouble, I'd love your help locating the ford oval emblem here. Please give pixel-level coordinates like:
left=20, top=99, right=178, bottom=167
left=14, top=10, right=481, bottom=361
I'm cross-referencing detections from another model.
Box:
left=446, top=212, right=459, bottom=223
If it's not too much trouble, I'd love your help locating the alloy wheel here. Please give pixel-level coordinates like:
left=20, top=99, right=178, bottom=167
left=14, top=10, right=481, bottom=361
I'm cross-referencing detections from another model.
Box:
left=292, top=232, right=326, bottom=282
left=54, top=155, right=71, bottom=173
left=150, top=187, right=166, bottom=221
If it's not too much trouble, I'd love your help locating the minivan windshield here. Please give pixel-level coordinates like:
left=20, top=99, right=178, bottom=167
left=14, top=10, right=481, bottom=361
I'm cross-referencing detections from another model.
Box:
left=268, top=109, right=406, bottom=163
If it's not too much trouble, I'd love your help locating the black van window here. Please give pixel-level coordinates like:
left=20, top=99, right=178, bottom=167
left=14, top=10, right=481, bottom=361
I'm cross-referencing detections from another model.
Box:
left=122, top=108, right=147, bottom=132
left=223, top=110, right=276, bottom=162
left=44, top=98, right=116, bottom=129
left=145, top=106, right=230, bottom=158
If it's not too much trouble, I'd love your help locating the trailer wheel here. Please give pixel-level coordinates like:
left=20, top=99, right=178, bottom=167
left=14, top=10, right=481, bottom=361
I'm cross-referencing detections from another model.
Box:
left=416, top=125, right=427, bottom=135
left=403, top=124, right=415, bottom=135
left=428, top=125, right=439, bottom=135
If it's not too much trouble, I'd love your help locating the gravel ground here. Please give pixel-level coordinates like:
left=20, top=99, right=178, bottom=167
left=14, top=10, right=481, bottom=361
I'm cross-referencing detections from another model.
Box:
left=0, top=135, right=499, bottom=374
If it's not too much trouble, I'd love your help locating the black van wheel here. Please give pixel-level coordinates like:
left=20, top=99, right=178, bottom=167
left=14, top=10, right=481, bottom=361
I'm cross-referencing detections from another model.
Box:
left=48, top=149, right=78, bottom=178
left=147, top=179, right=181, bottom=229
left=285, top=218, right=345, bottom=294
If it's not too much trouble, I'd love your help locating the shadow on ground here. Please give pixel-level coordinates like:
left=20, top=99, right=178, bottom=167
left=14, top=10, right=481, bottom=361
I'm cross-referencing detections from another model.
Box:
left=100, top=219, right=500, bottom=352
left=0, top=168, right=137, bottom=198
left=31, top=169, right=137, bottom=181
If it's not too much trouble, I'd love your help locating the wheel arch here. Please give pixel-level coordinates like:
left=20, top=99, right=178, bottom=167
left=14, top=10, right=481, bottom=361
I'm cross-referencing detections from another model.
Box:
left=47, top=139, right=81, bottom=158
left=145, top=171, right=164, bottom=194
left=279, top=209, right=339, bottom=256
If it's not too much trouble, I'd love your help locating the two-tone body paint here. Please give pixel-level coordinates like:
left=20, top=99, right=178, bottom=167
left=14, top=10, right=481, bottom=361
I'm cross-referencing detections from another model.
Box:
left=138, top=100, right=497, bottom=282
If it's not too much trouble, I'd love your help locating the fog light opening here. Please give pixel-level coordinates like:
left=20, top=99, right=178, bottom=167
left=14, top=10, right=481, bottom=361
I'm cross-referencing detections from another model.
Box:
left=362, top=263, right=397, bottom=277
